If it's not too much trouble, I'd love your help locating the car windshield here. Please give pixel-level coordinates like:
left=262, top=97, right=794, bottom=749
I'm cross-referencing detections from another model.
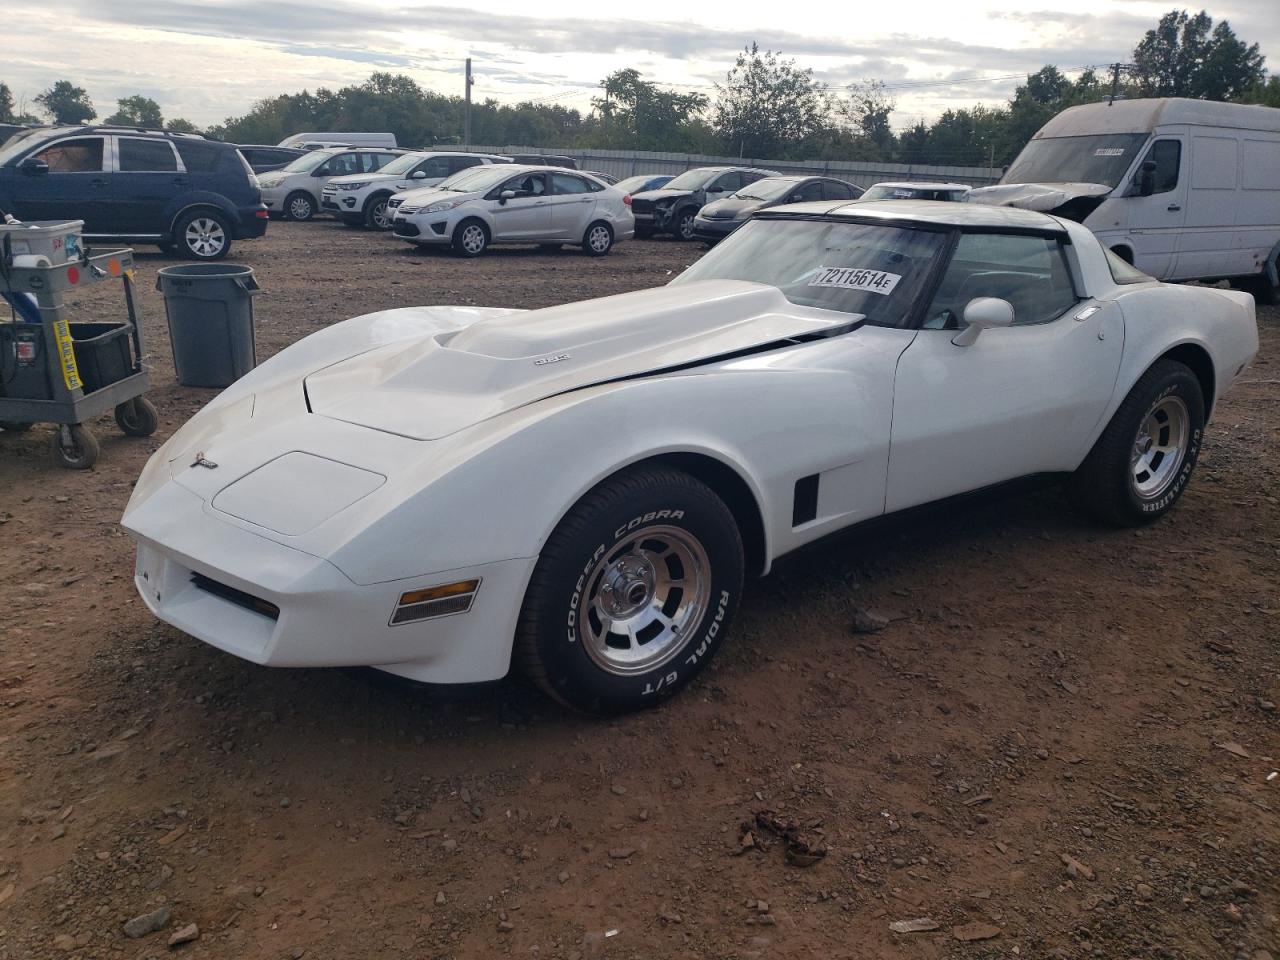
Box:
left=672, top=218, right=947, bottom=324
left=0, top=129, right=59, bottom=165
left=375, top=152, right=428, bottom=176
left=440, top=166, right=511, bottom=193
left=735, top=178, right=797, bottom=201
left=279, top=149, right=337, bottom=173
left=663, top=169, right=719, bottom=191
left=1002, top=133, right=1149, bottom=188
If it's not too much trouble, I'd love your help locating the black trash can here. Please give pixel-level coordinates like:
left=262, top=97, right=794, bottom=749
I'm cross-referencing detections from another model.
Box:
left=156, top=263, right=260, bottom=388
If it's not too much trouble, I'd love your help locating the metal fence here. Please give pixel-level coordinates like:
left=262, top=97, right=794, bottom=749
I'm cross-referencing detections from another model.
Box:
left=459, top=145, right=1000, bottom=187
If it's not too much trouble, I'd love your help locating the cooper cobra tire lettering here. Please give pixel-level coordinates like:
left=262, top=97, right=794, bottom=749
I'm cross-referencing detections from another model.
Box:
left=614, top=509, right=684, bottom=539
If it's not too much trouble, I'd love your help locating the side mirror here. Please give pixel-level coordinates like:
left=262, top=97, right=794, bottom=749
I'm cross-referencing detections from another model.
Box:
left=952, top=297, right=1014, bottom=346
left=411, top=170, right=427, bottom=179
left=313, top=167, right=330, bottom=177
left=499, top=189, right=516, bottom=205
left=19, top=157, right=49, bottom=176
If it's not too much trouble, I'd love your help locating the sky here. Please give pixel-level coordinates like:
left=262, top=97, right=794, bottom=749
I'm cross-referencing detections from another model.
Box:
left=6, top=0, right=1277, bottom=133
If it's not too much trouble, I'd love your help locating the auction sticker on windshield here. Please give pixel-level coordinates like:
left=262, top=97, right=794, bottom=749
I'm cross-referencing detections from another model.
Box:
left=808, top=267, right=901, bottom=295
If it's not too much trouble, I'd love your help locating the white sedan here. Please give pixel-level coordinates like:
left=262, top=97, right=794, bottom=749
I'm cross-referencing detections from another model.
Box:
left=389, top=165, right=634, bottom=256
left=122, top=201, right=1257, bottom=714
left=320, top=151, right=508, bottom=229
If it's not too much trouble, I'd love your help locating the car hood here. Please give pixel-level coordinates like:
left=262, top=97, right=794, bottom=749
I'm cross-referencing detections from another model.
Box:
left=327, top=172, right=403, bottom=186
left=305, top=280, right=857, bottom=440
left=700, top=197, right=766, bottom=219
left=968, top=181, right=1112, bottom=211
left=633, top=188, right=692, bottom=203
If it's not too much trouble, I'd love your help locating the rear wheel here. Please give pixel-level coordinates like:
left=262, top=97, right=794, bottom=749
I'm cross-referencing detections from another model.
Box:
left=452, top=219, right=489, bottom=257
left=582, top=221, right=613, bottom=256
left=285, top=191, right=316, bottom=222
left=1242, top=253, right=1279, bottom=305
left=175, top=210, right=231, bottom=261
left=1068, top=359, right=1204, bottom=526
left=515, top=467, right=743, bottom=715
left=364, top=194, right=394, bottom=230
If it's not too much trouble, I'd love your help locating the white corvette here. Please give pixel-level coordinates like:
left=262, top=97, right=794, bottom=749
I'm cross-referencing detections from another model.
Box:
left=122, top=201, right=1258, bottom=714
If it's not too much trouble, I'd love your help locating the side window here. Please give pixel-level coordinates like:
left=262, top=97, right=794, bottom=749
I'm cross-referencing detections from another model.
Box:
left=552, top=173, right=590, bottom=194
left=415, top=157, right=453, bottom=180
left=500, top=173, right=547, bottom=198
left=176, top=140, right=223, bottom=173
left=118, top=138, right=179, bottom=172
left=712, top=172, right=743, bottom=193
left=791, top=180, right=824, bottom=202
left=32, top=137, right=104, bottom=173
left=823, top=181, right=856, bottom=201
left=923, top=233, right=1079, bottom=329
left=324, top=153, right=360, bottom=176
left=365, top=152, right=397, bottom=172
left=448, top=155, right=482, bottom=174
left=1141, top=139, right=1181, bottom=194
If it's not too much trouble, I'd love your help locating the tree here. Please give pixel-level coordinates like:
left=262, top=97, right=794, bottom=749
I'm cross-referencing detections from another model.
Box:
left=166, top=118, right=201, bottom=134
left=712, top=43, right=831, bottom=158
left=589, top=69, right=707, bottom=151
left=34, top=80, right=96, bottom=124
left=839, top=80, right=896, bottom=157
left=1133, top=9, right=1265, bottom=100
left=105, top=95, right=163, bottom=128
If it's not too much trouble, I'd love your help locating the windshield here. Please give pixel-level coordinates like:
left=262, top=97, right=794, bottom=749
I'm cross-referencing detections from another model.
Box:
left=440, top=166, right=511, bottom=193
left=0, top=129, right=58, bottom=166
left=663, top=168, right=719, bottom=191
left=279, top=149, right=337, bottom=173
left=735, top=178, right=796, bottom=201
left=374, top=152, right=428, bottom=176
left=1002, top=133, right=1148, bottom=189
left=672, top=218, right=947, bottom=324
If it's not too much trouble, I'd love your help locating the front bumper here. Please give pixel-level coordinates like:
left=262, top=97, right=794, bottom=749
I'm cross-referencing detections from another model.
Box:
left=321, top=189, right=363, bottom=215
left=692, top=216, right=741, bottom=241
left=125, top=481, right=535, bottom=684
left=393, top=214, right=452, bottom=244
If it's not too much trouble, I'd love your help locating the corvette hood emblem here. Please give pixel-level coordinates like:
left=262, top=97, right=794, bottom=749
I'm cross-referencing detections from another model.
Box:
left=191, top=452, right=218, bottom=469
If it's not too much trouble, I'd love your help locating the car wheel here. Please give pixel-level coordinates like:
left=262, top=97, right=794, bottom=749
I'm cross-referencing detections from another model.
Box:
left=452, top=219, right=489, bottom=257
left=1067, top=359, right=1204, bottom=526
left=364, top=195, right=394, bottom=230
left=515, top=466, right=744, bottom=715
left=674, top=209, right=697, bottom=241
left=114, top=397, right=159, bottom=438
left=1242, top=253, right=1279, bottom=305
left=51, top=424, right=99, bottom=470
left=285, top=191, right=316, bottom=222
left=175, top=210, right=231, bottom=261
left=582, top=221, right=614, bottom=257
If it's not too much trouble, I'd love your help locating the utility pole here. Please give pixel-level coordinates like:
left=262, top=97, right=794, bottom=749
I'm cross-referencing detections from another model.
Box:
left=464, top=58, right=473, bottom=146
left=1106, top=63, right=1134, bottom=105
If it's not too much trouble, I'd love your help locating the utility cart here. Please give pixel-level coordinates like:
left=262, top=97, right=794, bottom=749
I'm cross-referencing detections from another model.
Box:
left=1, top=220, right=157, bottom=469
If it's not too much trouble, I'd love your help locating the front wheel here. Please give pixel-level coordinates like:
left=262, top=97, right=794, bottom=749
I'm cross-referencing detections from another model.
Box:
left=515, top=467, right=744, bottom=715
left=175, top=210, right=231, bottom=261
left=285, top=191, right=316, bottom=222
left=452, top=219, right=489, bottom=257
left=1068, top=359, right=1204, bottom=526
left=674, top=209, right=696, bottom=241
left=364, top=195, right=394, bottom=230
left=582, top=221, right=613, bottom=256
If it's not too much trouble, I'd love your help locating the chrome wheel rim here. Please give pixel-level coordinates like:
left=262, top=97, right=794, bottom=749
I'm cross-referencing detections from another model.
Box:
left=185, top=218, right=226, bottom=257
left=289, top=196, right=312, bottom=219
left=461, top=225, right=486, bottom=254
left=371, top=200, right=391, bottom=229
left=1131, top=395, right=1189, bottom=499
left=588, top=225, right=611, bottom=252
left=678, top=214, right=694, bottom=239
left=579, top=524, right=711, bottom=676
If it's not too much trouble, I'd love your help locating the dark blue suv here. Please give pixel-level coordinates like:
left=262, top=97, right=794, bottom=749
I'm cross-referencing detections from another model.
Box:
left=0, top=126, right=267, bottom=260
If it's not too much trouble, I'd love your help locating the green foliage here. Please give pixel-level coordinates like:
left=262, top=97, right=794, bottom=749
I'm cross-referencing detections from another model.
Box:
left=166, top=118, right=201, bottom=134
left=712, top=44, right=832, bottom=159
left=34, top=80, right=96, bottom=125
left=105, top=95, right=163, bottom=128
left=1133, top=10, right=1265, bottom=100
left=586, top=69, right=708, bottom=151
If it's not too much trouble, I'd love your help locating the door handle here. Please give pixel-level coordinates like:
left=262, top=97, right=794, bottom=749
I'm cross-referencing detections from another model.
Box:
left=1167, top=204, right=1181, bottom=211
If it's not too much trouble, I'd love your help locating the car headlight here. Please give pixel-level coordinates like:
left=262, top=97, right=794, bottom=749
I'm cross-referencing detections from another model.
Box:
left=422, top=199, right=465, bottom=214
left=336, top=181, right=370, bottom=191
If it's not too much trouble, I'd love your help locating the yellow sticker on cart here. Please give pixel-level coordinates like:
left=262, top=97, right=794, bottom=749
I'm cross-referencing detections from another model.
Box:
left=52, top=319, right=83, bottom=391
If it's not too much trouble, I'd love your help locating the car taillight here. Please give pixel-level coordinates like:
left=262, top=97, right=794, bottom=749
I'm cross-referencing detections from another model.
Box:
left=623, top=194, right=632, bottom=206
left=255, top=209, right=269, bottom=218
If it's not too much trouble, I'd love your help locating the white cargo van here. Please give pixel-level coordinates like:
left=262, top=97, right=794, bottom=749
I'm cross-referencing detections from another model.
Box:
left=278, top=132, right=397, bottom=150
left=969, top=98, right=1280, bottom=302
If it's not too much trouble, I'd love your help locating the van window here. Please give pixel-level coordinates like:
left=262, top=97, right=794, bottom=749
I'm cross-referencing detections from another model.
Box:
left=33, top=137, right=104, bottom=173
left=119, top=138, right=178, bottom=172
left=1139, top=139, right=1181, bottom=194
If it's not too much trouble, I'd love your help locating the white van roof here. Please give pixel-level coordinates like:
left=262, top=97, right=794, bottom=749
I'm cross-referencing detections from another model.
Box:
left=1036, top=98, right=1280, bottom=139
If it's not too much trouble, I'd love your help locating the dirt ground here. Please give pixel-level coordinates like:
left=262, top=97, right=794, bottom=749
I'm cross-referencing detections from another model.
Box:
left=1, top=220, right=1277, bottom=960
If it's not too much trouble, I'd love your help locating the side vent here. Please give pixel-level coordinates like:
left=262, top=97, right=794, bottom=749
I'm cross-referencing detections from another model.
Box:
left=792, top=474, right=819, bottom=527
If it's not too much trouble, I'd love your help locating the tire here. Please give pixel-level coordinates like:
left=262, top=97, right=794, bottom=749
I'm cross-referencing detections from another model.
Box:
left=674, top=208, right=697, bottom=241
left=515, top=467, right=744, bottom=715
left=582, top=221, right=613, bottom=257
left=175, top=210, right=231, bottom=261
left=285, top=191, right=316, bottom=222
left=364, top=194, right=394, bottom=231
left=0, top=420, right=34, bottom=432
left=1242, top=254, right=1279, bottom=305
left=1068, top=359, right=1204, bottom=526
left=452, top=219, right=489, bottom=257
left=115, top=397, right=159, bottom=438
left=51, top=424, right=99, bottom=470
